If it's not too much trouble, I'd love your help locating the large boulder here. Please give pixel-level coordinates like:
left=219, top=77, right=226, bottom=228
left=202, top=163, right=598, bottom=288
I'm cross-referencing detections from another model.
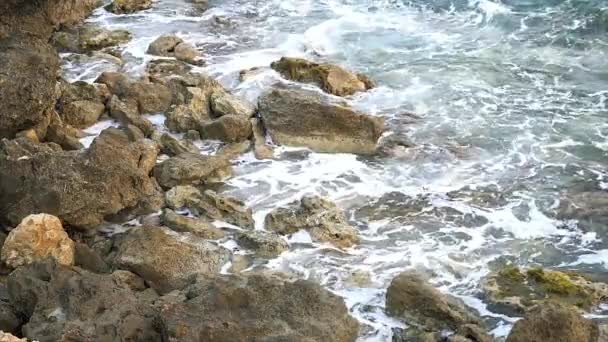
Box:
left=156, top=273, right=360, bottom=341
left=258, top=88, right=384, bottom=154
left=154, top=153, right=232, bottom=189
left=481, top=265, right=608, bottom=316
left=386, top=272, right=491, bottom=341
left=506, top=302, right=600, bottom=342
left=271, top=57, right=374, bottom=96
left=7, top=259, right=160, bottom=342
left=265, top=196, right=359, bottom=248
left=1, top=214, right=75, bottom=269
left=0, top=128, right=163, bottom=228
left=113, top=226, right=230, bottom=293
left=106, top=0, right=152, bottom=14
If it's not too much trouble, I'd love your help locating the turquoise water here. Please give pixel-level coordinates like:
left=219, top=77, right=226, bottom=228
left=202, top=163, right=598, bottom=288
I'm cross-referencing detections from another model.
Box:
left=68, top=0, right=608, bottom=339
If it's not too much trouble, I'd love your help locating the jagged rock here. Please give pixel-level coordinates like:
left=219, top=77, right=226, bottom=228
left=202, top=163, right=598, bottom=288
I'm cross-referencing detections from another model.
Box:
left=94, top=71, right=131, bottom=96
left=1, top=214, right=75, bottom=269
left=58, top=80, right=108, bottom=106
left=80, top=26, right=131, bottom=51
left=482, top=265, right=608, bottom=316
left=74, top=242, right=110, bottom=273
left=210, top=90, right=256, bottom=118
left=161, top=208, right=225, bottom=239
left=154, top=153, right=232, bottom=189
left=44, top=111, right=84, bottom=150
left=200, top=115, right=253, bottom=143
left=265, top=196, right=359, bottom=248
left=126, top=81, right=172, bottom=114
left=0, top=128, right=162, bottom=228
left=7, top=259, right=160, bottom=342
left=506, top=302, right=599, bottom=342
left=258, top=87, right=384, bottom=154
left=59, top=100, right=105, bottom=128
left=216, top=140, right=251, bottom=160
left=165, top=87, right=212, bottom=132
left=108, top=95, right=155, bottom=136
left=106, top=0, right=152, bottom=14
left=157, top=273, right=360, bottom=341
left=113, top=226, right=230, bottom=293
left=165, top=185, right=203, bottom=209
left=155, top=133, right=198, bottom=156
left=146, top=59, right=193, bottom=78
left=271, top=57, right=374, bottom=96
left=251, top=117, right=274, bottom=159
left=237, top=230, right=288, bottom=258
left=386, top=272, right=491, bottom=340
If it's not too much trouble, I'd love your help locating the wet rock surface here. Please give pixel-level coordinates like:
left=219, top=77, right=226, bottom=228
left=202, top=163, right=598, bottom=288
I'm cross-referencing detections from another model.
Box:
left=265, top=196, right=359, bottom=248
left=154, top=152, right=232, bottom=189
left=237, top=230, right=289, bottom=257
left=161, top=208, right=225, bottom=239
left=258, top=87, right=384, bottom=154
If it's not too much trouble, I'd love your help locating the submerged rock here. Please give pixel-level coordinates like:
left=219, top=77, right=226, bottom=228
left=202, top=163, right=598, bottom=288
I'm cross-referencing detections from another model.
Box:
left=157, top=273, right=360, bottom=341
left=258, top=87, right=384, bottom=154
left=113, top=226, right=230, bottom=293
left=505, top=302, right=600, bottom=342
left=386, top=272, right=491, bottom=341
left=265, top=196, right=359, bottom=248
left=271, top=57, right=374, bottom=96
left=1, top=214, right=75, bottom=269
left=106, top=0, right=152, bottom=14
left=8, top=259, right=160, bottom=342
left=482, top=265, right=608, bottom=315
left=0, top=128, right=162, bottom=228
left=153, top=153, right=232, bottom=189
left=237, top=230, right=288, bottom=257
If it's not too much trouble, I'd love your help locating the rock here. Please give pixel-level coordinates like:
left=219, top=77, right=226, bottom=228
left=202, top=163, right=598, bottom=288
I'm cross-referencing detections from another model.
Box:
left=251, top=117, right=275, bottom=159
left=482, top=266, right=608, bottom=316
left=555, top=191, right=608, bottom=239
left=147, top=35, right=184, bottom=56
left=165, top=87, right=212, bottom=132
left=59, top=100, right=105, bottom=128
left=237, top=230, right=288, bottom=257
left=7, top=259, right=160, bottom=342
left=200, top=115, right=253, bottom=143
left=239, top=66, right=264, bottom=82
left=194, top=190, right=254, bottom=229
left=265, top=196, right=359, bottom=248
left=146, top=59, right=192, bottom=78
left=185, top=129, right=201, bottom=141
left=0, top=284, right=22, bottom=336
left=154, top=153, right=232, bottom=189
left=258, top=87, right=384, bottom=154
left=271, top=57, right=374, bottom=96
left=106, top=0, right=152, bottom=14
left=216, top=141, right=252, bottom=160
left=161, top=208, right=225, bottom=239
left=58, top=80, right=108, bottom=106
left=126, top=81, right=172, bottom=114
left=157, top=273, right=360, bottom=341
left=174, top=42, right=200, bottom=64
left=386, top=272, right=490, bottom=339
left=165, top=185, right=203, bottom=209
left=506, top=302, right=599, bottom=342
left=0, top=128, right=162, bottom=228
left=188, top=0, right=209, bottom=12
left=210, top=90, right=256, bottom=118
left=156, top=133, right=198, bottom=156
left=44, top=111, right=84, bottom=151
left=94, top=71, right=131, bottom=96
left=1, top=214, right=75, bottom=269
left=78, top=26, right=132, bottom=51
left=74, top=242, right=110, bottom=273
left=0, top=332, right=25, bottom=342
left=108, top=95, right=155, bottom=136
left=113, top=226, right=230, bottom=293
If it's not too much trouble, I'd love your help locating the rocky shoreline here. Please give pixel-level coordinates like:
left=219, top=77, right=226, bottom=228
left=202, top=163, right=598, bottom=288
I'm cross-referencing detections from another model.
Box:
left=0, top=0, right=606, bottom=341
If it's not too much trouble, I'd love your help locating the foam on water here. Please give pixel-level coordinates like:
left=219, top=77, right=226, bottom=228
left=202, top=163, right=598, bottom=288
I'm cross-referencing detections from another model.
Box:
left=62, top=0, right=608, bottom=339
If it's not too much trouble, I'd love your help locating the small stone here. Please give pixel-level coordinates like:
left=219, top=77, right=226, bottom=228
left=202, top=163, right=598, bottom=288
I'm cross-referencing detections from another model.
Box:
left=1, top=214, right=75, bottom=269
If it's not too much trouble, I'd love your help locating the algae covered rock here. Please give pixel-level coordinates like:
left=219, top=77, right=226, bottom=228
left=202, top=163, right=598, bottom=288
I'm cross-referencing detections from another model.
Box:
left=482, top=265, right=608, bottom=315
left=271, top=57, right=374, bottom=97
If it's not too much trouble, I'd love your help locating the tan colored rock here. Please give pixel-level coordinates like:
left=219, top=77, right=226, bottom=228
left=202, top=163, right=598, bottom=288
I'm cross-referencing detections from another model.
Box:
left=174, top=42, right=199, bottom=64
left=210, top=90, right=256, bottom=118
left=271, top=57, right=374, bottom=96
left=165, top=87, right=212, bottom=132
left=1, top=214, right=75, bottom=269
left=106, top=0, right=152, bottom=14
left=258, top=88, right=384, bottom=154
left=60, top=100, right=105, bottom=128
left=154, top=153, right=232, bottom=189
left=108, top=96, right=154, bottom=136
left=0, top=331, right=26, bottom=342
left=78, top=26, right=132, bottom=51
left=126, top=81, right=172, bottom=114
left=147, top=35, right=184, bottom=56
left=250, top=118, right=274, bottom=159
left=161, top=208, right=225, bottom=239
left=265, top=196, right=359, bottom=248
left=199, top=115, right=252, bottom=143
